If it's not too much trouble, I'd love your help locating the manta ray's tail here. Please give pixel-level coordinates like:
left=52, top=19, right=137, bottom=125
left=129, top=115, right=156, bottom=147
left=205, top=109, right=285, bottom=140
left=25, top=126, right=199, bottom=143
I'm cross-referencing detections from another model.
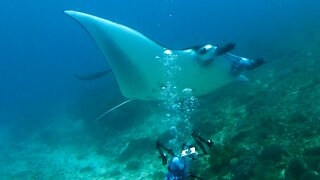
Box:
left=95, top=99, right=134, bottom=123
left=74, top=69, right=112, bottom=81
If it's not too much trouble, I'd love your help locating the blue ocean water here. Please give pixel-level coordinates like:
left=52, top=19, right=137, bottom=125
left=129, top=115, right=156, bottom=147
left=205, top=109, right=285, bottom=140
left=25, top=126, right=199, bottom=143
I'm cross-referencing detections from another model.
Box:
left=1, top=0, right=320, bottom=179
left=0, top=0, right=317, bottom=123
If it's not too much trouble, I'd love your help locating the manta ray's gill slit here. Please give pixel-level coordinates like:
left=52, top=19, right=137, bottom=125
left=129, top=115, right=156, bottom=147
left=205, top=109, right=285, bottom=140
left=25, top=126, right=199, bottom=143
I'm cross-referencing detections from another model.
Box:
left=158, top=50, right=199, bottom=150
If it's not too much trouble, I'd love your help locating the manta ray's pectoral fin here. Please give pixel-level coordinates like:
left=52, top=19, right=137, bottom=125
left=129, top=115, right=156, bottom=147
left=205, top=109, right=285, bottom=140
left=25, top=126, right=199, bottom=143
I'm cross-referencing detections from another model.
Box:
left=64, top=10, right=166, bottom=100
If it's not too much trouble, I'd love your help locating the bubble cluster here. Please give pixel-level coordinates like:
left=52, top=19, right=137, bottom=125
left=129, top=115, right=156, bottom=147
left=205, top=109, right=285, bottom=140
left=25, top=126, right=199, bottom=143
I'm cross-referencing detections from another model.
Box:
left=157, top=50, right=199, bottom=148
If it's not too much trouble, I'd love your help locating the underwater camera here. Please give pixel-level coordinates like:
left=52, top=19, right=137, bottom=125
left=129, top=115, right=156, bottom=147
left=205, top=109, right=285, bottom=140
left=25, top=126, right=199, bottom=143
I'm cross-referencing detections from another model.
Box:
left=181, top=145, right=199, bottom=160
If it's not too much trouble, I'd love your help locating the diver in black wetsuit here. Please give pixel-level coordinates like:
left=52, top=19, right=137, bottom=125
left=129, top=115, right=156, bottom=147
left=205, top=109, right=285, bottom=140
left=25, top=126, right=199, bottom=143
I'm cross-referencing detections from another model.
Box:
left=156, top=131, right=214, bottom=180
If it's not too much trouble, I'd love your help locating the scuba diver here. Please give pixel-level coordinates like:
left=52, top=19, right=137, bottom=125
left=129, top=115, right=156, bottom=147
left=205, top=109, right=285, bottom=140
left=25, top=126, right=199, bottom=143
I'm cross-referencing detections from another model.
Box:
left=156, top=130, right=214, bottom=180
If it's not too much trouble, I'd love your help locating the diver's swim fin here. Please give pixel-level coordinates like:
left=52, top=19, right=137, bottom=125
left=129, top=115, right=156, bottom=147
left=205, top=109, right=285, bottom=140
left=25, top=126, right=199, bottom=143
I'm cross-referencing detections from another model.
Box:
left=215, top=43, right=236, bottom=56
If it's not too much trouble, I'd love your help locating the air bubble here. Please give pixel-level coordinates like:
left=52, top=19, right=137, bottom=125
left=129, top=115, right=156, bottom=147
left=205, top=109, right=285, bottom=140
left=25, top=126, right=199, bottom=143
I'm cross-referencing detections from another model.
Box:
left=164, top=49, right=172, bottom=55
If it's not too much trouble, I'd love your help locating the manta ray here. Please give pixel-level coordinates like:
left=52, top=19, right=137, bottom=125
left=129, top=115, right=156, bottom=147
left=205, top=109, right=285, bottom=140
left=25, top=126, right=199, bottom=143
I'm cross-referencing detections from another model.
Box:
left=65, top=11, right=264, bottom=101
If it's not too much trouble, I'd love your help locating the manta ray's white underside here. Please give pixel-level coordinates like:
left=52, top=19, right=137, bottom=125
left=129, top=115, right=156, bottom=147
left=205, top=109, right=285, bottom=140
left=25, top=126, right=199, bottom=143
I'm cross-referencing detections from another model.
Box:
left=65, top=11, right=245, bottom=100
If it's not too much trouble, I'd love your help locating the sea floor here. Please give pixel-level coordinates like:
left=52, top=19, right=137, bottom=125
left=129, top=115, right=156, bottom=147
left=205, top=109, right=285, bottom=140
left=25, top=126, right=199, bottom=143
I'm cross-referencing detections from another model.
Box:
left=0, top=113, right=169, bottom=179
left=1, top=99, right=319, bottom=180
